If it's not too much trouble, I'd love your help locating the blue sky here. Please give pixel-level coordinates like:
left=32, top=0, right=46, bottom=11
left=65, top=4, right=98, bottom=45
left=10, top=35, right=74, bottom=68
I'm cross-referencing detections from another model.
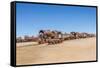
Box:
left=16, top=3, right=96, bottom=37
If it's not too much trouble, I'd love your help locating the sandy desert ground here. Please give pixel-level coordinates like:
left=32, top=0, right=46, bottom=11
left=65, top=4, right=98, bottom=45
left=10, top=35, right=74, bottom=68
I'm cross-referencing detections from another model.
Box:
left=16, top=37, right=96, bottom=65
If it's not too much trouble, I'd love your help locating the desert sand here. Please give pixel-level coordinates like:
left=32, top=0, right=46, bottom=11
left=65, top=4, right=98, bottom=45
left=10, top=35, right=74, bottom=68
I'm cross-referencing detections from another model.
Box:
left=16, top=37, right=96, bottom=65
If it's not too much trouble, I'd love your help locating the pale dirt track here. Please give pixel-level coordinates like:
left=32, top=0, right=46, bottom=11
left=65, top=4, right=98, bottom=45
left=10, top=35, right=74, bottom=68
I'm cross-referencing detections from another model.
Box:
left=16, top=37, right=96, bottom=65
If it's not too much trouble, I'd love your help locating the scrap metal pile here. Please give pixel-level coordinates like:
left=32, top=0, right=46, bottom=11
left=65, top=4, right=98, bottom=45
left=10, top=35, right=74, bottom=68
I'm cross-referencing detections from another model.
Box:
left=16, top=30, right=95, bottom=44
left=38, top=30, right=95, bottom=45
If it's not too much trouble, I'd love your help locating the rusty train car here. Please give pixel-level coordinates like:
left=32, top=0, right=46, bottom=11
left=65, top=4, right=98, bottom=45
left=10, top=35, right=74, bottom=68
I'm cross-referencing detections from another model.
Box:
left=38, top=30, right=63, bottom=44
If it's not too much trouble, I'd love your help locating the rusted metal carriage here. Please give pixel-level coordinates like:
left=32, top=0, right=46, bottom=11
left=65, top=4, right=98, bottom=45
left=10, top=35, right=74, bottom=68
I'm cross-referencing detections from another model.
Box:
left=38, top=30, right=63, bottom=44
